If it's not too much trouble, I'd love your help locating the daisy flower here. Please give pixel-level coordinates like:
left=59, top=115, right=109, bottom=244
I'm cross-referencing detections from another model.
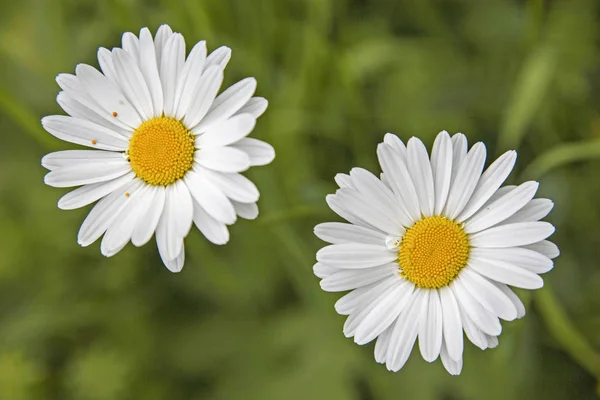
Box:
left=314, top=131, right=558, bottom=375
left=41, top=25, right=274, bottom=272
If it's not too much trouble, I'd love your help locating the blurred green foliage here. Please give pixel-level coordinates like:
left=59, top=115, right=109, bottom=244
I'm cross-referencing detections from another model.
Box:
left=0, top=0, right=600, bottom=398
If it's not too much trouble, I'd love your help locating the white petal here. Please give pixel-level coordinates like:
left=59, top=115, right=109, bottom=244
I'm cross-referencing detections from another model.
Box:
left=230, top=138, right=275, bottom=166
left=313, top=262, right=339, bottom=279
left=470, top=247, right=553, bottom=274
left=138, top=27, right=164, bottom=117
left=467, top=258, right=544, bottom=289
left=112, top=48, right=154, bottom=120
left=97, top=47, right=118, bottom=84
left=41, top=115, right=129, bottom=151
left=440, top=342, right=462, bottom=375
left=469, top=221, right=555, bottom=248
left=173, top=40, right=207, bottom=119
left=500, top=198, right=554, bottom=225
left=41, top=150, right=124, bottom=170
left=195, top=166, right=259, bottom=203
left=376, top=143, right=420, bottom=222
left=491, top=282, right=526, bottom=318
left=320, top=265, right=397, bottom=292
left=383, top=133, right=407, bottom=161
left=451, top=279, right=502, bottom=336
left=121, top=31, right=140, bottom=60
left=450, top=133, right=468, bottom=183
left=464, top=181, right=539, bottom=234
left=57, top=172, right=135, bottom=210
left=374, top=328, right=392, bottom=364
left=486, top=334, right=499, bottom=348
left=418, top=289, right=443, bottom=362
left=407, top=137, right=435, bottom=217
left=56, top=92, right=131, bottom=138
left=183, top=65, right=224, bottom=129
left=483, top=185, right=516, bottom=206
left=349, top=168, right=411, bottom=229
left=380, top=173, right=391, bottom=190
left=431, top=131, right=453, bottom=215
left=334, top=283, right=378, bottom=315
left=101, top=185, right=152, bottom=257
left=314, top=222, right=387, bottom=245
left=194, top=113, right=256, bottom=147
left=75, top=64, right=142, bottom=129
left=184, top=169, right=236, bottom=224
left=459, top=267, right=518, bottom=321
left=385, top=289, right=424, bottom=372
left=44, top=161, right=131, bottom=188
left=157, top=184, right=188, bottom=259
left=131, top=186, right=166, bottom=247
left=154, top=25, right=174, bottom=64
left=439, top=286, right=463, bottom=361
left=523, top=240, right=560, bottom=259
left=326, top=194, right=375, bottom=230
left=204, top=46, right=231, bottom=71
left=194, top=147, right=251, bottom=173
left=355, top=280, right=414, bottom=345
left=163, top=246, right=185, bottom=273
left=317, top=243, right=398, bottom=269
left=444, top=142, right=486, bottom=219
left=456, top=150, right=517, bottom=222
left=159, top=33, right=185, bottom=117
left=194, top=78, right=257, bottom=132
left=56, top=73, right=132, bottom=135
left=171, top=179, right=194, bottom=237
left=156, top=216, right=185, bottom=273
left=458, top=306, right=489, bottom=350
left=192, top=200, right=230, bottom=245
left=334, top=188, right=405, bottom=235
left=334, top=173, right=353, bottom=189
left=77, top=179, right=143, bottom=246
left=234, top=97, right=268, bottom=119
left=232, top=200, right=259, bottom=220
left=343, top=278, right=399, bottom=337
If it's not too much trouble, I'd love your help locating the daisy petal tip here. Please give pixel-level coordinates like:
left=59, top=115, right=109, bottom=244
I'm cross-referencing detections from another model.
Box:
left=77, top=238, right=91, bottom=248
left=244, top=76, right=258, bottom=88
left=56, top=198, right=73, bottom=211
left=40, top=116, right=52, bottom=127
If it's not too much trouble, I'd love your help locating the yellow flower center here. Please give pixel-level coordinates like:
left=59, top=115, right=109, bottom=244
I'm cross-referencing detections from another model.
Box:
left=398, top=216, right=470, bottom=289
left=127, top=117, right=195, bottom=186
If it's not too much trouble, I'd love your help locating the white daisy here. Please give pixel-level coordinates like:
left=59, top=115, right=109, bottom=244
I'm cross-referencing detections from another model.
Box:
left=314, top=131, right=558, bottom=375
left=41, top=25, right=274, bottom=272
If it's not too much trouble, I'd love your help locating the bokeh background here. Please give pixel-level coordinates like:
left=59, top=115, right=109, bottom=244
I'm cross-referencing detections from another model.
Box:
left=0, top=0, right=599, bottom=398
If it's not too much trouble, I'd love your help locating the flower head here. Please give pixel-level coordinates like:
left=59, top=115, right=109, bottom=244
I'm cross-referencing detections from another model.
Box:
left=314, top=131, right=558, bottom=374
left=41, top=24, right=274, bottom=272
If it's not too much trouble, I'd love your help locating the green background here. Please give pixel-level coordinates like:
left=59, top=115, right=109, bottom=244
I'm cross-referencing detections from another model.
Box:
left=1, top=0, right=599, bottom=398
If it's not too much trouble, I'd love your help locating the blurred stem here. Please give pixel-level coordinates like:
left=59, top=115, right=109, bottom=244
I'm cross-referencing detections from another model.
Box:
left=271, top=225, right=323, bottom=307
left=520, top=140, right=600, bottom=180
left=524, top=138, right=600, bottom=381
left=527, top=0, right=545, bottom=44
left=535, top=286, right=600, bottom=377
left=0, top=86, right=56, bottom=150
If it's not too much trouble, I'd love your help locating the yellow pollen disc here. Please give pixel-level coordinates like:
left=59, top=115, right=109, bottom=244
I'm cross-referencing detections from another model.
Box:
left=398, top=216, right=470, bottom=289
left=128, top=117, right=195, bottom=186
